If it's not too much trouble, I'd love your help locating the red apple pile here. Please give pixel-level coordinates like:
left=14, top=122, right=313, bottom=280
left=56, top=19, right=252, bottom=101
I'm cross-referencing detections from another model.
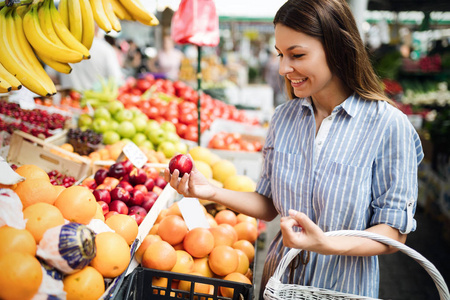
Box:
left=208, top=131, right=263, bottom=152
left=81, top=160, right=167, bottom=225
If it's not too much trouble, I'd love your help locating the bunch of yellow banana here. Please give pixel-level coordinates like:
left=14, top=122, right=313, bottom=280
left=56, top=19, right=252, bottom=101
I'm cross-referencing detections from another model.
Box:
left=58, top=0, right=96, bottom=49
left=0, top=5, right=55, bottom=96
left=116, top=0, right=159, bottom=26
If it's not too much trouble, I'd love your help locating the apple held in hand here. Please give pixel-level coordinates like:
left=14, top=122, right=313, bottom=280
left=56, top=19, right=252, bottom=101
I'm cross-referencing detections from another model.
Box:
left=169, top=154, right=193, bottom=177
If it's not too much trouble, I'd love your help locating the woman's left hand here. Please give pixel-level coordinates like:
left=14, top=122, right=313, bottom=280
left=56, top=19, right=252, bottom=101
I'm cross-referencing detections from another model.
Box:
left=280, top=209, right=329, bottom=254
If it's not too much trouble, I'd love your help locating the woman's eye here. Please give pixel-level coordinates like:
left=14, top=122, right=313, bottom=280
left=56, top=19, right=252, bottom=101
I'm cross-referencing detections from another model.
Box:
left=293, top=54, right=304, bottom=58
left=277, top=53, right=283, bottom=57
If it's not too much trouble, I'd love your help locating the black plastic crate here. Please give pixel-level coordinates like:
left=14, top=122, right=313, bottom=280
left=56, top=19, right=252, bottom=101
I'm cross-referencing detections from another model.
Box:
left=124, top=267, right=253, bottom=300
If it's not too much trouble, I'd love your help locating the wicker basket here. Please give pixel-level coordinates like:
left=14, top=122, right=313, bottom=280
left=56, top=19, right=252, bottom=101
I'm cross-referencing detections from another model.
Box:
left=264, top=230, right=450, bottom=300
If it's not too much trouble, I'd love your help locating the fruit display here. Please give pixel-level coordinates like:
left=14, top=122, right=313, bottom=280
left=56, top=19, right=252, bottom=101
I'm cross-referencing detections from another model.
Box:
left=0, top=0, right=158, bottom=97
left=0, top=164, right=137, bottom=300
left=0, top=101, right=70, bottom=139
left=67, top=128, right=102, bottom=155
left=116, top=75, right=260, bottom=142
left=47, top=169, right=77, bottom=187
left=208, top=131, right=263, bottom=152
left=81, top=160, right=167, bottom=225
left=79, top=101, right=189, bottom=158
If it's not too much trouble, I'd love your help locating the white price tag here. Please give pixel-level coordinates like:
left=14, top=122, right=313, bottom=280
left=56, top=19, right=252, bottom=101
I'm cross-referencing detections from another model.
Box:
left=122, top=142, right=148, bottom=169
left=10, top=89, right=36, bottom=110
left=178, top=197, right=210, bottom=230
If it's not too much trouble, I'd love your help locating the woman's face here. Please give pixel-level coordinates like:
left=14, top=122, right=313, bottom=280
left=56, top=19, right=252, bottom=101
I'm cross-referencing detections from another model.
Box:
left=275, top=24, right=336, bottom=99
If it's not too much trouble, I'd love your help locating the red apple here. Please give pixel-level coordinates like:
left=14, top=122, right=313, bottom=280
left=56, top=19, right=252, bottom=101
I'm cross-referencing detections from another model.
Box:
left=104, top=211, right=119, bottom=220
left=154, top=177, right=167, bottom=189
left=81, top=177, right=97, bottom=190
left=141, top=192, right=158, bottom=212
left=144, top=178, right=155, bottom=192
left=128, top=189, right=145, bottom=206
left=129, top=168, right=147, bottom=186
left=97, top=200, right=109, bottom=215
left=121, top=160, right=134, bottom=174
left=129, top=212, right=144, bottom=225
left=143, top=165, right=159, bottom=180
left=110, top=187, right=131, bottom=204
left=117, top=181, right=134, bottom=193
left=109, top=200, right=129, bottom=215
left=93, top=189, right=111, bottom=204
left=108, top=162, right=127, bottom=179
left=168, top=154, right=193, bottom=177
left=129, top=205, right=147, bottom=217
left=94, top=169, right=108, bottom=185
left=134, top=184, right=148, bottom=194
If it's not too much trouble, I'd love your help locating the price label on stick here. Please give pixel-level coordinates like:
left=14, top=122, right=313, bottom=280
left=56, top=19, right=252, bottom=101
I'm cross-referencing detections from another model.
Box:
left=121, top=142, right=148, bottom=169
left=178, top=197, right=210, bottom=230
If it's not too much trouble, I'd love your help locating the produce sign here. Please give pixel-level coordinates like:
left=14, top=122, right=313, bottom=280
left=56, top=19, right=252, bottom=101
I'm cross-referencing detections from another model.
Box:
left=0, top=0, right=158, bottom=97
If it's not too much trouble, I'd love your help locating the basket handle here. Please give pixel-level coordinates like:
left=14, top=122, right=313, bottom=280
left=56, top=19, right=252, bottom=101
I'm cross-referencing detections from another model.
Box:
left=272, top=230, right=450, bottom=300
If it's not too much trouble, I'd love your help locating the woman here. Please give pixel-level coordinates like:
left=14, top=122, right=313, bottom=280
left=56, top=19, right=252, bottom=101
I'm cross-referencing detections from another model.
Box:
left=165, top=0, right=423, bottom=298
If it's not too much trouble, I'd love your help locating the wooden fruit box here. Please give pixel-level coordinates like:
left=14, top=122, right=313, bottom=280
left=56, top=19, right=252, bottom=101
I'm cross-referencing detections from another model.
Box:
left=7, top=130, right=91, bottom=181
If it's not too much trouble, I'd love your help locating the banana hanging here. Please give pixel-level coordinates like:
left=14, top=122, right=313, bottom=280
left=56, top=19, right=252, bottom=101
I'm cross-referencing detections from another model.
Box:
left=102, top=0, right=121, bottom=32
left=0, top=62, right=22, bottom=90
left=68, top=0, right=83, bottom=42
left=78, top=0, right=95, bottom=49
left=89, top=0, right=112, bottom=33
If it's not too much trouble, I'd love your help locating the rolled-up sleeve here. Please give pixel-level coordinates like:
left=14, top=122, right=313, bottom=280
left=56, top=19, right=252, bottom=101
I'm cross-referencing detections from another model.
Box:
left=370, top=113, right=424, bottom=234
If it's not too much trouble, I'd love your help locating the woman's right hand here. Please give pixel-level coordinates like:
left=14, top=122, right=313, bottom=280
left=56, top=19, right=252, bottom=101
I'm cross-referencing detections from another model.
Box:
left=164, top=162, right=217, bottom=200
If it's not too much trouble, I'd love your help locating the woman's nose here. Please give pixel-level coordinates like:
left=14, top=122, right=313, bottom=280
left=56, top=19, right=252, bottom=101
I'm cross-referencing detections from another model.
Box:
left=279, top=58, right=293, bottom=76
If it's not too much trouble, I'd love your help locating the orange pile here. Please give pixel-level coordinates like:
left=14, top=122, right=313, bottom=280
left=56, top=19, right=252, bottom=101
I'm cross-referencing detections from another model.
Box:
left=136, top=203, right=257, bottom=298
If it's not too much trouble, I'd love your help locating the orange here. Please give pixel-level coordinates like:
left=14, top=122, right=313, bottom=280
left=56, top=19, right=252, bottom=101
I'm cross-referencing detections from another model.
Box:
left=14, top=164, right=49, bottom=181
left=219, top=272, right=251, bottom=298
left=90, top=231, right=131, bottom=278
left=157, top=215, right=188, bottom=246
left=205, top=213, right=218, bottom=227
left=0, top=252, right=43, bottom=300
left=234, top=249, right=250, bottom=275
left=209, top=225, right=236, bottom=247
left=170, top=250, right=194, bottom=274
left=177, top=272, right=212, bottom=298
left=105, top=214, right=139, bottom=245
left=149, top=223, right=159, bottom=235
left=155, top=208, right=169, bottom=224
left=53, top=185, right=66, bottom=198
left=173, top=242, right=184, bottom=250
left=233, top=221, right=258, bottom=244
left=232, top=240, right=255, bottom=263
left=236, top=213, right=258, bottom=227
left=0, top=226, right=36, bottom=256
left=193, top=257, right=214, bottom=278
left=93, top=202, right=105, bottom=222
left=208, top=245, right=238, bottom=277
left=214, top=209, right=237, bottom=226
left=54, top=185, right=97, bottom=224
left=183, top=227, right=214, bottom=258
left=135, top=234, right=162, bottom=264
left=152, top=276, right=177, bottom=296
left=97, top=148, right=110, bottom=160
left=63, top=266, right=105, bottom=300
left=166, top=202, right=182, bottom=217
left=23, top=202, right=65, bottom=243
left=219, top=223, right=238, bottom=243
left=142, top=240, right=177, bottom=271
left=14, top=178, right=58, bottom=208
left=60, top=143, right=74, bottom=152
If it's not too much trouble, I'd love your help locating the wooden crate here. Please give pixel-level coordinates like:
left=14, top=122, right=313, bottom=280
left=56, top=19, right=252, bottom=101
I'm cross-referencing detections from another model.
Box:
left=7, top=130, right=91, bottom=181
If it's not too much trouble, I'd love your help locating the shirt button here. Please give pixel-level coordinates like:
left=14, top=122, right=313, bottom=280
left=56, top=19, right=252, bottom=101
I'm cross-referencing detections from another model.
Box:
left=328, top=116, right=333, bottom=120
left=318, top=141, right=322, bottom=145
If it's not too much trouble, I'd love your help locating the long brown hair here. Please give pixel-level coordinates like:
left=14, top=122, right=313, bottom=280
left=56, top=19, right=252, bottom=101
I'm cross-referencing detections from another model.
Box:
left=274, top=0, right=393, bottom=104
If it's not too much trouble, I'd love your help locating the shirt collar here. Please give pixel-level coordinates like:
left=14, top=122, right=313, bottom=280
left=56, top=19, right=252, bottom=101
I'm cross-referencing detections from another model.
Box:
left=299, top=92, right=361, bottom=118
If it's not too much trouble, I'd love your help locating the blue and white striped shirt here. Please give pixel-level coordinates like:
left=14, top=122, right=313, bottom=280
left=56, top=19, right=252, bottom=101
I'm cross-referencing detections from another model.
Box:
left=257, top=93, right=424, bottom=298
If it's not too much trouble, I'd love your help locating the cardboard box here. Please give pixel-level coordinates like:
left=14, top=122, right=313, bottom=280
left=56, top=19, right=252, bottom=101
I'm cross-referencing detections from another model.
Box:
left=7, top=130, right=91, bottom=181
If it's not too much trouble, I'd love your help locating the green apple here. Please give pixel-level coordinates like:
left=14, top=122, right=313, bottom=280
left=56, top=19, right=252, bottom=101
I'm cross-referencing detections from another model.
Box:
left=140, top=140, right=154, bottom=150
left=160, top=121, right=177, bottom=133
left=157, top=141, right=177, bottom=158
left=103, top=130, right=121, bottom=145
left=121, top=138, right=132, bottom=145
left=94, top=107, right=111, bottom=120
left=144, top=120, right=161, bottom=137
left=78, top=113, right=93, bottom=128
left=117, top=121, right=136, bottom=139
left=164, top=131, right=181, bottom=143
left=107, top=101, right=124, bottom=115
left=132, top=115, right=148, bottom=133
left=174, top=141, right=188, bottom=154
left=114, top=109, right=134, bottom=122
left=108, top=120, right=120, bottom=131
left=92, top=118, right=109, bottom=133
left=132, top=132, right=148, bottom=146
left=147, top=128, right=166, bottom=146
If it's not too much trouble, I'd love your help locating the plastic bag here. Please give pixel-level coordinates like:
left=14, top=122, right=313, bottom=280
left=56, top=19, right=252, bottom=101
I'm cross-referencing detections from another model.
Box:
left=171, top=0, right=220, bottom=47
left=0, top=188, right=26, bottom=229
